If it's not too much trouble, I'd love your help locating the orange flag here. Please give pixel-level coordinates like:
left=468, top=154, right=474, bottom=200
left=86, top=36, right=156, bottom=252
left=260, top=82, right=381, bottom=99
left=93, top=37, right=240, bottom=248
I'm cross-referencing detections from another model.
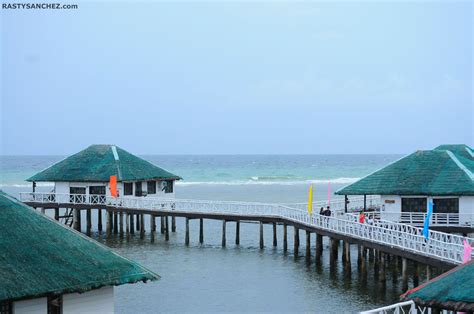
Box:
left=109, top=175, right=117, bottom=197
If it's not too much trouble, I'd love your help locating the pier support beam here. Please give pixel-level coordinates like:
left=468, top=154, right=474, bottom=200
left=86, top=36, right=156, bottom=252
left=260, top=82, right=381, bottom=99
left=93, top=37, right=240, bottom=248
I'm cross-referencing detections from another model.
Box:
left=150, top=215, right=155, bottom=242
left=160, top=216, right=164, bottom=234
left=130, top=214, right=134, bottom=235
left=73, top=209, right=81, bottom=232
left=199, top=219, right=204, bottom=244
left=185, top=218, right=190, bottom=245
left=54, top=208, right=59, bottom=221
left=126, top=213, right=130, bottom=237
left=235, top=220, right=240, bottom=245
left=165, top=216, right=169, bottom=241
left=273, top=223, right=277, bottom=247
left=140, top=214, right=145, bottom=239
left=222, top=220, right=226, bottom=247
left=172, top=216, right=176, bottom=233
left=136, top=214, right=140, bottom=232
left=294, top=227, right=299, bottom=257
left=330, top=238, right=338, bottom=263
left=106, top=210, right=112, bottom=237
left=413, top=261, right=420, bottom=287
left=119, top=212, right=124, bottom=238
left=426, top=265, right=431, bottom=282
left=402, top=258, right=408, bottom=291
left=259, top=222, right=264, bottom=249
left=113, top=212, right=118, bottom=234
left=283, top=224, right=288, bottom=252
left=305, top=231, right=311, bottom=260
left=97, top=209, right=102, bottom=233
left=316, top=234, right=323, bottom=259
left=379, top=253, right=386, bottom=284
left=343, top=241, right=351, bottom=278
left=86, top=209, right=92, bottom=236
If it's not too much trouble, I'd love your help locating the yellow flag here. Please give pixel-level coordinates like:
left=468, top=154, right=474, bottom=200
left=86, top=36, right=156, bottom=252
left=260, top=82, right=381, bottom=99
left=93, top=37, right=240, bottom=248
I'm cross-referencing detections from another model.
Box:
left=308, top=184, right=313, bottom=215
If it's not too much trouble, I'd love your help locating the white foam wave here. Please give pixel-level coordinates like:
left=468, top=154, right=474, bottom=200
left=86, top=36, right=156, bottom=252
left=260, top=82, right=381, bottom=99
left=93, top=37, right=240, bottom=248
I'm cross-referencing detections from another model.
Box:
left=176, top=177, right=359, bottom=186
left=0, top=183, right=54, bottom=188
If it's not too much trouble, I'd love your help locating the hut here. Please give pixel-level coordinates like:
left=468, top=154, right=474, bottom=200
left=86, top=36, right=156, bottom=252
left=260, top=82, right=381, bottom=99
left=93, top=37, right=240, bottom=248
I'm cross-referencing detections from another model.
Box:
left=336, top=144, right=474, bottom=231
left=27, top=144, right=181, bottom=200
left=0, top=190, right=158, bottom=313
left=401, top=259, right=474, bottom=312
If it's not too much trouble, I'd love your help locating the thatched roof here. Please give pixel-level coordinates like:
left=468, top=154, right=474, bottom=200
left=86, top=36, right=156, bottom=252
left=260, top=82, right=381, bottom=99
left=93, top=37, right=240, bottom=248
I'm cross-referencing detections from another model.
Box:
left=401, top=259, right=474, bottom=311
left=0, top=191, right=159, bottom=302
left=336, top=144, right=474, bottom=196
left=27, top=144, right=181, bottom=182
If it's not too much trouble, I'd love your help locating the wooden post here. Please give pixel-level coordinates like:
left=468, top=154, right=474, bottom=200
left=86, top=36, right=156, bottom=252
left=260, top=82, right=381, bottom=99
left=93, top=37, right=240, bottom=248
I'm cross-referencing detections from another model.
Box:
left=119, top=211, right=124, bottom=238
left=222, top=220, right=226, bottom=247
left=54, top=208, right=59, bottom=221
left=113, top=212, right=118, bottom=234
left=402, top=258, right=408, bottom=291
left=97, top=209, right=102, bottom=233
left=344, top=241, right=351, bottom=263
left=126, top=213, right=130, bottom=237
left=199, top=218, right=204, bottom=244
left=106, top=210, right=112, bottom=237
left=413, top=261, right=420, bottom=287
left=273, top=223, right=277, bottom=247
left=165, top=216, right=169, bottom=241
left=73, top=208, right=81, bottom=232
left=344, top=195, right=348, bottom=213
left=283, top=224, right=288, bottom=252
left=185, top=218, right=190, bottom=245
left=130, top=213, right=134, bottom=235
left=172, top=216, right=176, bottom=232
left=259, top=222, right=264, bottom=249
left=426, top=265, right=431, bottom=281
left=235, top=220, right=240, bottom=245
left=86, top=209, right=92, bottom=236
left=294, top=226, right=299, bottom=257
left=305, top=231, right=311, bottom=259
left=316, top=234, right=323, bottom=259
left=160, top=216, right=164, bottom=234
left=136, top=214, right=140, bottom=231
left=330, top=238, right=338, bottom=263
left=140, top=214, right=145, bottom=239
left=150, top=215, right=155, bottom=242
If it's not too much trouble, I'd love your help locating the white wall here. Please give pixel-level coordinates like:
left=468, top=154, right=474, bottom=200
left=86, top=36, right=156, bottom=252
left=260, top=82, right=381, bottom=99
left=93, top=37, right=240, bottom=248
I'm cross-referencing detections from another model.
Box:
left=63, top=286, right=114, bottom=314
left=380, top=195, right=401, bottom=221
left=13, top=297, right=47, bottom=314
left=459, top=196, right=474, bottom=224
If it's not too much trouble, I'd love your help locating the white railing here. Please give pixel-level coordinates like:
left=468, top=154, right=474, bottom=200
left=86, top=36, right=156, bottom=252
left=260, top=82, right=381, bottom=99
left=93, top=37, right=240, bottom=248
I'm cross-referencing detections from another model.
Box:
left=360, top=301, right=427, bottom=314
left=283, top=195, right=381, bottom=212
left=348, top=211, right=474, bottom=227
left=19, top=192, right=473, bottom=264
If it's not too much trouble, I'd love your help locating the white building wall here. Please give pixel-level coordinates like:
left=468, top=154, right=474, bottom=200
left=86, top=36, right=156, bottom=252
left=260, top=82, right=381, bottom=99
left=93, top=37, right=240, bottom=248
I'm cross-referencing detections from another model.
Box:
left=63, top=286, right=114, bottom=314
left=13, top=297, right=47, bottom=314
left=459, top=196, right=474, bottom=224
left=380, top=195, right=401, bottom=221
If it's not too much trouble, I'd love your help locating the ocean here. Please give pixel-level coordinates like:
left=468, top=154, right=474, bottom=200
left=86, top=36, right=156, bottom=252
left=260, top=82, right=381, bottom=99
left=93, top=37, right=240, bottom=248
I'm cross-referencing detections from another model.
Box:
left=1, top=154, right=422, bottom=313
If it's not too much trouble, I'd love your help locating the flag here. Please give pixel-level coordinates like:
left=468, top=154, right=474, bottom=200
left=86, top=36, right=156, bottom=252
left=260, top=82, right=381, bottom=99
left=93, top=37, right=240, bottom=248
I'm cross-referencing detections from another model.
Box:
left=109, top=175, right=117, bottom=197
left=308, top=184, right=313, bottom=215
left=422, top=201, right=433, bottom=240
left=463, top=240, right=472, bottom=263
left=327, top=181, right=331, bottom=206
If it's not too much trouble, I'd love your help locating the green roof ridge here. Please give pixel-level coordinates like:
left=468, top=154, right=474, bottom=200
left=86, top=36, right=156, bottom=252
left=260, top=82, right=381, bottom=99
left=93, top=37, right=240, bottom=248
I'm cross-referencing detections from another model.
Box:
left=446, top=151, right=474, bottom=181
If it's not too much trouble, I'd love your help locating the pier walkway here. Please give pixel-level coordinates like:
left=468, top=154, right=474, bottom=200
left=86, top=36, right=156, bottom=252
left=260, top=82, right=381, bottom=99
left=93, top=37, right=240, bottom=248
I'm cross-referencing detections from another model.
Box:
left=19, top=192, right=473, bottom=268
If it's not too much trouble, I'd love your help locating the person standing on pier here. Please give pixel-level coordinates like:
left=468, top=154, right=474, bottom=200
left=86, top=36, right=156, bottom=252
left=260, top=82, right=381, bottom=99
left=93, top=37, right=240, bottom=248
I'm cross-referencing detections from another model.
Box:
left=319, top=207, right=325, bottom=215
left=358, top=210, right=365, bottom=223
left=324, top=206, right=331, bottom=217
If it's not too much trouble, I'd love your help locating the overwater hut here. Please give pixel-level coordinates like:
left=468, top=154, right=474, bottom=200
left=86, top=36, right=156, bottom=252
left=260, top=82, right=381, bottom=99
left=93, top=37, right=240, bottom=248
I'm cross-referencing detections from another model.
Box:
left=336, top=144, right=474, bottom=232
left=401, top=259, right=474, bottom=312
left=27, top=144, right=181, bottom=199
left=0, top=190, right=158, bottom=313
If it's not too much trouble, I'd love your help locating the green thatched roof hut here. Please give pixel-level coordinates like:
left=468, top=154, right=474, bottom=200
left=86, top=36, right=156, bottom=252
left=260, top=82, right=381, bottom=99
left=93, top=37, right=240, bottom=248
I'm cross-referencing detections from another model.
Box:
left=0, top=190, right=158, bottom=303
left=401, top=259, right=474, bottom=311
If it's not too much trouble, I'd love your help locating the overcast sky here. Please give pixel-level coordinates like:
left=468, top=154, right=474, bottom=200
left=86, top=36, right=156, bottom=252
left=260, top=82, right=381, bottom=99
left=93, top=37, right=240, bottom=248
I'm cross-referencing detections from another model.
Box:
left=1, top=1, right=472, bottom=155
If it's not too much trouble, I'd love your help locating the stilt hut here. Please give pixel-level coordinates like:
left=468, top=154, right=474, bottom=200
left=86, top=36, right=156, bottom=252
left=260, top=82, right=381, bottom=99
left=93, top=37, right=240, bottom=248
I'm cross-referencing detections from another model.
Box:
left=0, top=190, right=158, bottom=313
left=27, top=144, right=181, bottom=200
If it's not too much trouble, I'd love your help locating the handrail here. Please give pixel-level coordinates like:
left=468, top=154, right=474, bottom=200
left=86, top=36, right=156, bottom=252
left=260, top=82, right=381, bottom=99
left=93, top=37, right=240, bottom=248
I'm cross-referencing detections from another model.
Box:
left=360, top=300, right=419, bottom=314
left=19, top=192, right=473, bottom=264
left=348, top=211, right=474, bottom=227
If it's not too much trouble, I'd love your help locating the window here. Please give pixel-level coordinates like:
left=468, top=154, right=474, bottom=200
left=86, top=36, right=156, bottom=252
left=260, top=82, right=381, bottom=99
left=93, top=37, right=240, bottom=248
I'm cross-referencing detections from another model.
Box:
left=69, top=187, right=86, bottom=203
left=147, top=181, right=156, bottom=194
left=433, top=198, right=459, bottom=214
left=0, top=301, right=12, bottom=314
left=47, top=295, right=62, bottom=314
left=89, top=186, right=105, bottom=195
left=163, top=180, right=173, bottom=194
left=135, top=182, right=143, bottom=197
left=89, top=186, right=106, bottom=203
left=401, top=197, right=426, bottom=213
left=124, top=183, right=133, bottom=195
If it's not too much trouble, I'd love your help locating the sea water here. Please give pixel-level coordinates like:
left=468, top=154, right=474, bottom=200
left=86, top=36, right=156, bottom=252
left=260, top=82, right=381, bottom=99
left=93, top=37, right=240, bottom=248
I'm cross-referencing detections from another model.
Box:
left=2, top=154, right=423, bottom=313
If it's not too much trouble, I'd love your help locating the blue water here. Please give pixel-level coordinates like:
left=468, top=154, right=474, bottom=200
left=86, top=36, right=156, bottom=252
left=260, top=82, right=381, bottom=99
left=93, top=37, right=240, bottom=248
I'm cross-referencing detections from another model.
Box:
left=2, top=154, right=424, bottom=313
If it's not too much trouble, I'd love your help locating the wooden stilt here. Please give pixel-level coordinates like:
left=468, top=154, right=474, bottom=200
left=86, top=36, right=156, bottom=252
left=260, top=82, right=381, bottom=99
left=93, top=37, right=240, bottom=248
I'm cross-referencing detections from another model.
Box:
left=113, top=212, right=118, bottom=234
left=316, top=234, right=323, bottom=259
left=73, top=208, right=81, bottom=232
left=106, top=210, right=112, bottom=237
left=126, top=213, right=130, bottom=237
left=294, top=226, right=299, bottom=257
left=283, top=224, right=288, bottom=252
left=235, top=220, right=240, bottom=245
left=97, top=209, right=102, bottom=233
left=199, top=218, right=204, bottom=244
left=305, top=231, right=311, bottom=259
left=413, top=261, right=420, bottom=287
left=150, top=215, right=155, bottom=242
left=136, top=214, right=140, bottom=231
left=160, top=216, right=164, bottom=234
left=185, top=218, right=190, bottom=245
left=86, top=209, right=92, bottom=236
left=259, top=222, right=264, bottom=249
left=402, top=258, right=408, bottom=291
left=165, top=216, right=169, bottom=241
left=222, top=220, right=226, bottom=247
left=330, top=238, right=338, bottom=263
left=119, top=212, right=124, bottom=238
left=273, top=223, right=277, bottom=247
left=426, top=265, right=431, bottom=281
left=172, top=216, right=176, bottom=233
left=130, top=213, right=134, bottom=235
left=54, top=208, right=59, bottom=221
left=140, top=214, right=145, bottom=239
left=344, top=241, right=351, bottom=277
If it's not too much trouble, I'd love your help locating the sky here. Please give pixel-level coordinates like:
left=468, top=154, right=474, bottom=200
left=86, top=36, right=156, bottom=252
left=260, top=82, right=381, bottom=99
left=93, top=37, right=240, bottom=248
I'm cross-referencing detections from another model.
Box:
left=1, top=1, right=472, bottom=155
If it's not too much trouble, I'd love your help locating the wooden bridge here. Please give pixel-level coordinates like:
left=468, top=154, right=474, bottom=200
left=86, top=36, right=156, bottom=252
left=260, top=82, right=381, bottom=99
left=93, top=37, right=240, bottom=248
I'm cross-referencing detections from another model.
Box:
left=19, top=192, right=473, bottom=271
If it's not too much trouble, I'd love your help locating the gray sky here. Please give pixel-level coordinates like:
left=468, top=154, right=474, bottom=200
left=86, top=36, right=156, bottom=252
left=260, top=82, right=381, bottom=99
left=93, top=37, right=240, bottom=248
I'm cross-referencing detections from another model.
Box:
left=1, top=1, right=472, bottom=155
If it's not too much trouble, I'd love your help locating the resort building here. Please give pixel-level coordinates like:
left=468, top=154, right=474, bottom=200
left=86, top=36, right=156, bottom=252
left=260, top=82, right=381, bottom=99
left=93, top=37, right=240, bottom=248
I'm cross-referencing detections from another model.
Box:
left=27, top=144, right=181, bottom=200
left=336, top=144, right=474, bottom=232
left=0, top=190, right=158, bottom=314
